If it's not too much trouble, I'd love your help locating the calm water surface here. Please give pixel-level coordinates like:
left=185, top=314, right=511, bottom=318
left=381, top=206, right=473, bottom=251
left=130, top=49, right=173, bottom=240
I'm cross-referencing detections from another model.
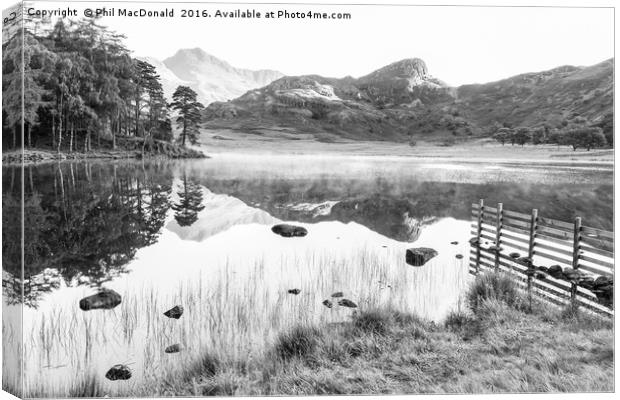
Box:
left=1, top=155, right=613, bottom=396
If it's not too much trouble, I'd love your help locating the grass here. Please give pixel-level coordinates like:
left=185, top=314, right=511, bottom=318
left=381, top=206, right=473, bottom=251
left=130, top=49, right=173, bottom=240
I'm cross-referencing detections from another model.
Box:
left=10, top=245, right=469, bottom=397
left=8, top=256, right=612, bottom=396
left=157, top=272, right=613, bottom=395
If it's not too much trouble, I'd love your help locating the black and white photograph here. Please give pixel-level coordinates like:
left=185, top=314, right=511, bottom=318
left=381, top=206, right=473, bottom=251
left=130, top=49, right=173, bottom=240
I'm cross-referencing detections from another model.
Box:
left=1, top=0, right=615, bottom=397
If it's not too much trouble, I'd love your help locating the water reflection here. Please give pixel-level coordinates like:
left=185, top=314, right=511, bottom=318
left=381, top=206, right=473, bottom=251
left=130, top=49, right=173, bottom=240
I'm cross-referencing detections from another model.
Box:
left=0, top=156, right=613, bottom=397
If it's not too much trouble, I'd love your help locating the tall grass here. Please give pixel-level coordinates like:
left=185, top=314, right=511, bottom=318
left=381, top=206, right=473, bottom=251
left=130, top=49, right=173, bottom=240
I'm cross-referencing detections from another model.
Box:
left=10, top=245, right=469, bottom=397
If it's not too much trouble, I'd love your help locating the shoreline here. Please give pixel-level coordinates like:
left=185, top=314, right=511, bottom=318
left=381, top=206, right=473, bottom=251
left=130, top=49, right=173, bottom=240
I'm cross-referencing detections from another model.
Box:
left=2, top=147, right=208, bottom=167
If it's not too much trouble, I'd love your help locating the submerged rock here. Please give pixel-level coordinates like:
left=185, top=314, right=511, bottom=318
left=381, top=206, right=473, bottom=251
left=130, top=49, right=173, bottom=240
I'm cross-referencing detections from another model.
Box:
left=405, top=247, right=438, bottom=267
left=331, top=291, right=344, bottom=298
left=322, top=299, right=333, bottom=308
left=338, top=299, right=358, bottom=308
left=165, top=344, right=182, bottom=353
left=287, top=288, right=301, bottom=295
left=271, top=224, right=308, bottom=237
left=79, top=289, right=122, bottom=311
left=164, top=305, right=184, bottom=319
left=105, top=364, right=132, bottom=381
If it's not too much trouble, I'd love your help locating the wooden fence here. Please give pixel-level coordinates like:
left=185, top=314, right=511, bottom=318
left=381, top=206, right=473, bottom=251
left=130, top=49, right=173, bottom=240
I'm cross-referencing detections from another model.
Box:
left=469, top=199, right=614, bottom=316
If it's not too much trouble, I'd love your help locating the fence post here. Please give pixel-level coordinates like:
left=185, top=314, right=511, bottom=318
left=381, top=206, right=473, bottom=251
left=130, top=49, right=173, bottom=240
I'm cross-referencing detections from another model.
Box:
left=495, top=203, right=503, bottom=272
left=527, top=209, right=538, bottom=309
left=571, top=217, right=582, bottom=303
left=475, top=199, right=484, bottom=275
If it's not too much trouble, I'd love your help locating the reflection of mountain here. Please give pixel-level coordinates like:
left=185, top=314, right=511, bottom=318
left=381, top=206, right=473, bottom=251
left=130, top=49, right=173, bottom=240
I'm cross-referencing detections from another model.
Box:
left=166, top=187, right=278, bottom=242
left=196, top=177, right=613, bottom=233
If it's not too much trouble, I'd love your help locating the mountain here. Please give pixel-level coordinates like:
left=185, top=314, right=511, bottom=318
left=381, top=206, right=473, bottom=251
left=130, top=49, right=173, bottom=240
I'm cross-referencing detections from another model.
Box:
left=162, top=48, right=283, bottom=105
left=203, top=58, right=613, bottom=142
left=136, top=56, right=192, bottom=101
left=455, top=59, right=613, bottom=129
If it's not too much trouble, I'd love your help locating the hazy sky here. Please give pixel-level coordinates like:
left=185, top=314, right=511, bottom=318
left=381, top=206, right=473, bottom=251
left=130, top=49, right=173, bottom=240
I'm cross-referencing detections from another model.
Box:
left=31, top=1, right=614, bottom=86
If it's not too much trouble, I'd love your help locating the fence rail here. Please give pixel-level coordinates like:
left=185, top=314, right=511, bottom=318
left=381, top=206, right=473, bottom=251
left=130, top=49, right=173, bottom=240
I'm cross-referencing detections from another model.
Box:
left=469, top=199, right=614, bottom=316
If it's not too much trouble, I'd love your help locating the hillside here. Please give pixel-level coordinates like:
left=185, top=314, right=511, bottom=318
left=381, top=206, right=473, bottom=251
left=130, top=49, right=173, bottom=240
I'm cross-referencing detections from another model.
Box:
left=203, top=58, right=613, bottom=142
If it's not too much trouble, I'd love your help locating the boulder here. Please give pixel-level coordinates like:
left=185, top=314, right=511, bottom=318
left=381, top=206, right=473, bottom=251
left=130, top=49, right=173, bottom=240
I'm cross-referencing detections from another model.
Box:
left=594, top=276, right=613, bottom=289
left=338, top=299, right=358, bottom=308
left=535, top=271, right=548, bottom=280
left=322, top=299, right=333, bottom=308
left=79, top=289, right=122, bottom=311
left=547, top=265, right=563, bottom=279
left=509, top=252, right=520, bottom=259
left=469, top=237, right=479, bottom=247
left=577, top=275, right=596, bottom=290
left=165, top=344, right=182, bottom=353
left=406, top=247, right=438, bottom=267
left=164, top=305, right=184, bottom=319
left=516, top=257, right=532, bottom=266
left=331, top=291, right=344, bottom=298
left=287, top=288, right=301, bottom=295
left=105, top=364, right=132, bottom=381
left=450, top=241, right=459, bottom=245
left=271, top=224, right=308, bottom=237
left=562, top=269, right=581, bottom=282
left=455, top=254, right=463, bottom=259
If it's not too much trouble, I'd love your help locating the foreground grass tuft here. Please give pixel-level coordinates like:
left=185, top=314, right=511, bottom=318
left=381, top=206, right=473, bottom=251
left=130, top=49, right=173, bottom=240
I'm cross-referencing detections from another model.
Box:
left=467, top=272, right=523, bottom=311
left=274, top=325, right=324, bottom=361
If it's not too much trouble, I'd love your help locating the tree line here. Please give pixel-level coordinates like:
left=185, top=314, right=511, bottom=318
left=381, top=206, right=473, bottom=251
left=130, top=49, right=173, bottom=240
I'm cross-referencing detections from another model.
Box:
left=491, top=118, right=611, bottom=151
left=2, top=16, right=205, bottom=152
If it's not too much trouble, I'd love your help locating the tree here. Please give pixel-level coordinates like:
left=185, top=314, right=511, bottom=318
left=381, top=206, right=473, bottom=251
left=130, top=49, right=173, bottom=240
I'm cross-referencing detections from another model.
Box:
left=172, top=175, right=205, bottom=227
left=564, top=127, right=607, bottom=151
left=530, top=126, right=546, bottom=145
left=547, top=129, right=566, bottom=148
left=493, top=127, right=512, bottom=146
left=170, top=86, right=204, bottom=146
left=513, top=127, right=531, bottom=146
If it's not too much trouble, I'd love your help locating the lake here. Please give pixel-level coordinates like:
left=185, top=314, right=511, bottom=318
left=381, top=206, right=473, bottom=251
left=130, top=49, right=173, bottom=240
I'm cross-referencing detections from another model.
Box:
left=1, top=155, right=613, bottom=397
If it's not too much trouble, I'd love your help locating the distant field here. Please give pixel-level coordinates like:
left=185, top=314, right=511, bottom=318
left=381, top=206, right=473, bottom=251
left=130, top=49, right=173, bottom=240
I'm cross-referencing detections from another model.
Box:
left=199, top=128, right=614, bottom=165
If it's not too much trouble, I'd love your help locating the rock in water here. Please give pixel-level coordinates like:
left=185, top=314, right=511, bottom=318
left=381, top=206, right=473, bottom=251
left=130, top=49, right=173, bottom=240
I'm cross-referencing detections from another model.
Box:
left=322, top=299, right=333, bottom=308
left=405, top=247, right=438, bottom=267
left=331, top=291, right=344, bottom=298
left=79, top=289, right=122, bottom=311
left=338, top=299, right=358, bottom=308
left=271, top=224, right=308, bottom=238
left=165, top=344, right=182, bottom=353
left=105, top=364, right=132, bottom=381
left=164, top=305, right=184, bottom=319
left=287, top=288, right=301, bottom=295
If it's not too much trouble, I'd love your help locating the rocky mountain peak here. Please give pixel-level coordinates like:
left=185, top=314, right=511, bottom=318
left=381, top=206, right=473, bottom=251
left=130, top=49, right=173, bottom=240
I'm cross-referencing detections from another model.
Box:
left=359, top=58, right=429, bottom=83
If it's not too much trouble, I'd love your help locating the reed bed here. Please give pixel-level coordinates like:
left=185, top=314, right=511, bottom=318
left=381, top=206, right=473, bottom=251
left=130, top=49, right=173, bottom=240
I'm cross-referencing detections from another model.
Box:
left=7, top=244, right=469, bottom=397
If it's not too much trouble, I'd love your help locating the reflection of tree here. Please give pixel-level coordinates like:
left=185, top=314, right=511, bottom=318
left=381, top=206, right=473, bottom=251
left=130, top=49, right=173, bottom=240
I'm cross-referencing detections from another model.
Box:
left=172, top=175, right=205, bottom=227
left=2, top=163, right=173, bottom=307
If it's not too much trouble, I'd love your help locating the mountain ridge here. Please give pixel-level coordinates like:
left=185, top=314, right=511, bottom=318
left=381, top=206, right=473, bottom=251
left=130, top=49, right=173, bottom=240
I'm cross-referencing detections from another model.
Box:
left=203, top=57, right=613, bottom=142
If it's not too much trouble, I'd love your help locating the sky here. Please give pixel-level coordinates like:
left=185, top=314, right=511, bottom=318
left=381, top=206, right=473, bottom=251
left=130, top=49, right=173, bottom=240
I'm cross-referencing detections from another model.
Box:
left=25, top=1, right=614, bottom=86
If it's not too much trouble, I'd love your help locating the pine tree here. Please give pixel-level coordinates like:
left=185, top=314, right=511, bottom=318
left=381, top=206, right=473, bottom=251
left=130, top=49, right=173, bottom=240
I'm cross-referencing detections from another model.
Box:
left=170, top=86, right=204, bottom=146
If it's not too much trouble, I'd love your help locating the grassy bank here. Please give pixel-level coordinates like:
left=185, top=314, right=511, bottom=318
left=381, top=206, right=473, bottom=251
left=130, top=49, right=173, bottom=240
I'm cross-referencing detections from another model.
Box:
left=151, top=273, right=614, bottom=395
